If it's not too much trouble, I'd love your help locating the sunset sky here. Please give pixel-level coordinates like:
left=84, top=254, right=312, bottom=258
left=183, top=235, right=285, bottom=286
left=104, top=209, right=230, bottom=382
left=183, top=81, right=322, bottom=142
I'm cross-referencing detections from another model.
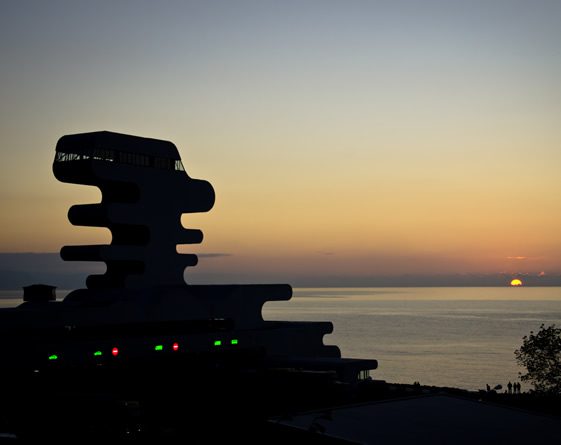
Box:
left=1, top=1, right=560, bottom=287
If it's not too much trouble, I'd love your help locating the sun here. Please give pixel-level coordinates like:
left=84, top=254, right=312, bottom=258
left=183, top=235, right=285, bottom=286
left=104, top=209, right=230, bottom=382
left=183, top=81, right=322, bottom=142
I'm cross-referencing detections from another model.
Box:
left=510, top=279, right=523, bottom=287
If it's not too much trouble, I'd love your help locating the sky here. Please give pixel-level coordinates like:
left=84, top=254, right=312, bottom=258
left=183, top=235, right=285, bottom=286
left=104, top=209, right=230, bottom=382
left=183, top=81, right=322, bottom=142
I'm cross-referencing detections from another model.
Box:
left=1, top=1, right=560, bottom=287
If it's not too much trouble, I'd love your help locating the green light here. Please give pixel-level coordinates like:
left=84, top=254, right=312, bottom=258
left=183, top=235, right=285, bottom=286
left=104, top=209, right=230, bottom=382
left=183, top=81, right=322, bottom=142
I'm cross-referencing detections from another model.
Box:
left=93, top=351, right=103, bottom=357
left=214, top=340, right=222, bottom=346
left=154, top=344, right=163, bottom=351
left=48, top=354, right=58, bottom=361
left=231, top=339, right=238, bottom=345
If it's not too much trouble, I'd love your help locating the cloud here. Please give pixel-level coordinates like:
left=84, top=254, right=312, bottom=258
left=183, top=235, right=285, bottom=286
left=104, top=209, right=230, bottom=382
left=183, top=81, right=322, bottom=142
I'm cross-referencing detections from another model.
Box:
left=197, top=253, right=231, bottom=258
left=0, top=252, right=103, bottom=290
left=506, top=256, right=528, bottom=260
left=0, top=252, right=233, bottom=289
left=2, top=253, right=561, bottom=290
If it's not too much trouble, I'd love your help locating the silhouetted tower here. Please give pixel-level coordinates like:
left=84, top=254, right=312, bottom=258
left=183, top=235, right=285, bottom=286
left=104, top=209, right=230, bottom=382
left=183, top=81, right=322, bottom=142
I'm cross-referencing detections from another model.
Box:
left=53, top=131, right=214, bottom=289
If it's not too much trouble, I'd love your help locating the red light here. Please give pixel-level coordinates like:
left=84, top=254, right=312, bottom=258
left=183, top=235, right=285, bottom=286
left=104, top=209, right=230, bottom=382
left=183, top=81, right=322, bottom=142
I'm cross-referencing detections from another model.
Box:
left=112, top=347, right=119, bottom=357
left=172, top=342, right=179, bottom=351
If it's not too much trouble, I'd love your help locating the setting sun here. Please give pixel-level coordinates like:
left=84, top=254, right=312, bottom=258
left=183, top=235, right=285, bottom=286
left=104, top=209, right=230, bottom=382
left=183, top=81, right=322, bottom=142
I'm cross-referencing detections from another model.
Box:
left=510, top=279, right=523, bottom=286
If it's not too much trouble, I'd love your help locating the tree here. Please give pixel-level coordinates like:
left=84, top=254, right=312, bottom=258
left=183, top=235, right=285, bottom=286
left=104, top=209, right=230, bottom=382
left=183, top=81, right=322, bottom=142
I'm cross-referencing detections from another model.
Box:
left=515, top=324, right=561, bottom=394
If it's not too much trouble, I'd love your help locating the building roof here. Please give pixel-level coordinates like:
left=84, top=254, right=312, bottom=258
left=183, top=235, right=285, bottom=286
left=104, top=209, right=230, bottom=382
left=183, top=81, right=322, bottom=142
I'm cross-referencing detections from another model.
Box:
left=56, top=131, right=180, bottom=159
left=22, top=284, right=56, bottom=302
left=272, top=394, right=561, bottom=444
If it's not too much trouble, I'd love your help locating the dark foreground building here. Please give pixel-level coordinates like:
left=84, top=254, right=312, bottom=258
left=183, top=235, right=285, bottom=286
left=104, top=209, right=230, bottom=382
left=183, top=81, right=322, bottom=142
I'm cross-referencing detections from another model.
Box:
left=0, top=131, right=377, bottom=441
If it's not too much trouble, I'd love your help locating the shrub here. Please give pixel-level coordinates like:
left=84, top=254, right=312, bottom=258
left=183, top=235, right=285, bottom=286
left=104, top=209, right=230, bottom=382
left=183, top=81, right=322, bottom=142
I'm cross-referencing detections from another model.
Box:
left=515, top=324, right=561, bottom=394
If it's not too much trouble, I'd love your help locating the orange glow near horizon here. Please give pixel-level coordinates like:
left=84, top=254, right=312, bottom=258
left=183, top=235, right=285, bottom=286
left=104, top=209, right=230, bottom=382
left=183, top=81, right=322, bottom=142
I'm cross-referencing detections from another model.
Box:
left=510, top=279, right=523, bottom=287
left=1, top=2, right=561, bottom=283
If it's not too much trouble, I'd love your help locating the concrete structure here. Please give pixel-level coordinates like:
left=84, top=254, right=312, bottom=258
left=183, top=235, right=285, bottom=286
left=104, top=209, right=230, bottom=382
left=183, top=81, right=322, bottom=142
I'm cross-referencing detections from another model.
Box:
left=41, top=131, right=376, bottom=372
left=0, top=131, right=377, bottom=433
left=54, top=131, right=213, bottom=290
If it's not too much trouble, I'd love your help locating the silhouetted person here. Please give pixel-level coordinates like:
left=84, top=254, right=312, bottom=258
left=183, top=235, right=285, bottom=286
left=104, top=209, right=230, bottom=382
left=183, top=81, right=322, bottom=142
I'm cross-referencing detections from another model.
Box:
left=486, top=384, right=491, bottom=392
left=507, top=381, right=512, bottom=394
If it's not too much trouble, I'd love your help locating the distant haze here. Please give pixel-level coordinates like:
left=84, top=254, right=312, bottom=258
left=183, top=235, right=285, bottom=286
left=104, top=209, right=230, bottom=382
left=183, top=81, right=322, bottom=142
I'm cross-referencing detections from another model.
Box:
left=0, top=253, right=559, bottom=290
left=1, top=1, right=560, bottom=283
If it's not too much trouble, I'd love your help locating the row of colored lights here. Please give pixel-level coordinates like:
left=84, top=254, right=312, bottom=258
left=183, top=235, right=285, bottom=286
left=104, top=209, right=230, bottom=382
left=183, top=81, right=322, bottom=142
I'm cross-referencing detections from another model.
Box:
left=47, top=338, right=239, bottom=361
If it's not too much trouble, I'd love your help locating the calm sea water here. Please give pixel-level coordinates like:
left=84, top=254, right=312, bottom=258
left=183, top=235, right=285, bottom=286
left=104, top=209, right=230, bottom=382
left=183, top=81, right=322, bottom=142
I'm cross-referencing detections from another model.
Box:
left=3, top=287, right=561, bottom=391
left=263, top=287, right=561, bottom=391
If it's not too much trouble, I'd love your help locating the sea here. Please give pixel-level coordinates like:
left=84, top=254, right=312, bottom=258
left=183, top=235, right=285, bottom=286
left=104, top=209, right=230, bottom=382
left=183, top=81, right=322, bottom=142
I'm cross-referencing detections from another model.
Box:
left=2, top=287, right=561, bottom=392
left=264, top=287, right=561, bottom=391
